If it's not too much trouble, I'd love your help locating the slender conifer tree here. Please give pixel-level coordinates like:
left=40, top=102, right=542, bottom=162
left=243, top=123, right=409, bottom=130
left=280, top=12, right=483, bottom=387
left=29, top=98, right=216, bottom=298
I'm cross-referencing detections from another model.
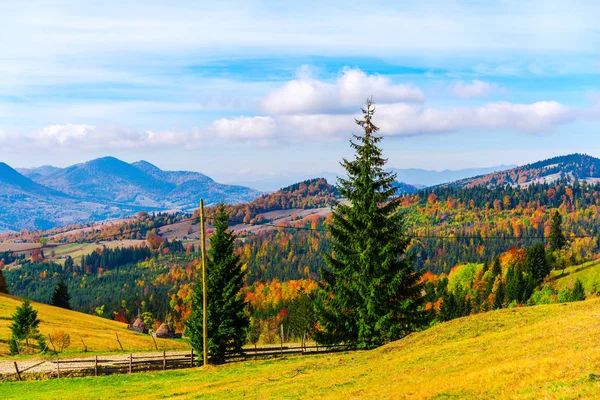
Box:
left=51, top=279, right=71, bottom=309
left=186, top=204, right=248, bottom=364
left=315, top=99, right=426, bottom=349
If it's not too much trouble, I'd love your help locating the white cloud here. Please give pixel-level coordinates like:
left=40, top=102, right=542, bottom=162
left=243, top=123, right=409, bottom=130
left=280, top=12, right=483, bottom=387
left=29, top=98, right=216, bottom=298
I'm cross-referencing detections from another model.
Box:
left=209, top=116, right=277, bottom=140
left=3, top=124, right=187, bottom=150
left=0, top=94, right=579, bottom=151
left=450, top=80, right=504, bottom=98
left=375, top=101, right=574, bottom=135
left=261, top=67, right=423, bottom=115
left=198, top=100, right=575, bottom=145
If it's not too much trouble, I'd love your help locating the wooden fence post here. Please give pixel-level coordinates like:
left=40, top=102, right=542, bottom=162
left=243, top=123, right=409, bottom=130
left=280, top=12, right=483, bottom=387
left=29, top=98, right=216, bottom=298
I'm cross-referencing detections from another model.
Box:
left=302, top=333, right=305, bottom=355
left=163, top=351, right=167, bottom=371
left=57, top=359, right=61, bottom=378
left=115, top=333, right=124, bottom=351
left=129, top=353, right=132, bottom=374
left=280, top=325, right=284, bottom=355
left=13, top=362, right=21, bottom=381
left=190, top=348, right=194, bottom=367
left=80, top=336, right=88, bottom=352
left=95, top=355, right=98, bottom=376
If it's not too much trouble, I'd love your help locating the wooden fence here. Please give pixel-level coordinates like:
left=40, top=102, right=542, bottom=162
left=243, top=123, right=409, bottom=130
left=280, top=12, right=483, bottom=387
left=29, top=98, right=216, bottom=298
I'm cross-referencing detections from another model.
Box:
left=0, top=344, right=354, bottom=382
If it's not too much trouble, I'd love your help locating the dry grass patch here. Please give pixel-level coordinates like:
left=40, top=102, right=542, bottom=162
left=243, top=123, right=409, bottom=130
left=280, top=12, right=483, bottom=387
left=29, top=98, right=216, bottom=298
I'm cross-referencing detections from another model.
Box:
left=0, top=294, right=188, bottom=358
left=4, top=299, right=600, bottom=398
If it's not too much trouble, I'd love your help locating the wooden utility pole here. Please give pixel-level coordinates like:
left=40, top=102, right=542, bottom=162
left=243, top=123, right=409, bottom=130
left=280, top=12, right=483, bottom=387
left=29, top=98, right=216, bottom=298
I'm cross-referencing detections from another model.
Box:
left=200, top=199, right=208, bottom=367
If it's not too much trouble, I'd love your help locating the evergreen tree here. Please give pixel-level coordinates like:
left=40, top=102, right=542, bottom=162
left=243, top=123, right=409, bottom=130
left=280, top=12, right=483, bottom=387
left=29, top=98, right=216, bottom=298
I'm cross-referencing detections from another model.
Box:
left=437, top=290, right=457, bottom=322
left=0, top=269, right=8, bottom=294
left=288, top=291, right=315, bottom=343
left=521, top=273, right=536, bottom=303
left=314, top=100, right=427, bottom=349
left=491, top=257, right=502, bottom=277
left=186, top=204, right=248, bottom=364
left=571, top=279, right=585, bottom=301
left=549, top=210, right=567, bottom=251
left=9, top=298, right=46, bottom=354
left=64, top=256, right=74, bottom=271
left=504, top=265, right=518, bottom=303
left=492, top=276, right=504, bottom=310
left=525, top=242, right=550, bottom=285
left=51, top=279, right=71, bottom=310
left=482, top=260, right=489, bottom=274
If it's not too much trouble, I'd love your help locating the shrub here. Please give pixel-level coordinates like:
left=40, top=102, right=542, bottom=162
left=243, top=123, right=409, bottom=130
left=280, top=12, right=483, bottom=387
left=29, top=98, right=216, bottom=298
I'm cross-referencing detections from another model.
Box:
left=49, top=331, right=71, bottom=353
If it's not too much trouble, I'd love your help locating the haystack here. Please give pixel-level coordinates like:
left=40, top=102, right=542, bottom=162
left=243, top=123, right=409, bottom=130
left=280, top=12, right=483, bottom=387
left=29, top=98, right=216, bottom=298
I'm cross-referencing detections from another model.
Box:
left=128, top=316, right=148, bottom=334
left=154, top=322, right=175, bottom=339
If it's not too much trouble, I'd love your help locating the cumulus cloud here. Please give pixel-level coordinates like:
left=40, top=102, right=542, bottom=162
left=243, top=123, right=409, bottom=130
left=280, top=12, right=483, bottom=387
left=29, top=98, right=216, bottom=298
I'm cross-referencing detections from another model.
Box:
left=209, top=116, right=277, bottom=140
left=450, top=80, right=504, bottom=99
left=3, top=124, right=187, bottom=150
left=261, top=67, right=424, bottom=115
left=198, top=100, right=574, bottom=145
left=376, top=101, right=574, bottom=135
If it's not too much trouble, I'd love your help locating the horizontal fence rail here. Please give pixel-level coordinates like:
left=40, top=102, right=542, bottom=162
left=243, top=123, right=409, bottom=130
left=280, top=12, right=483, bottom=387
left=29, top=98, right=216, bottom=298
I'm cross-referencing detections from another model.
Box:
left=0, top=344, right=354, bottom=382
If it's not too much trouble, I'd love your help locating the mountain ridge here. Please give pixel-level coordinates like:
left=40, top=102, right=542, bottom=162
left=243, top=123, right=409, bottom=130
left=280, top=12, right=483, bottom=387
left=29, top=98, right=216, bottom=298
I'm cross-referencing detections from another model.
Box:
left=441, top=153, right=600, bottom=189
left=0, top=157, right=261, bottom=231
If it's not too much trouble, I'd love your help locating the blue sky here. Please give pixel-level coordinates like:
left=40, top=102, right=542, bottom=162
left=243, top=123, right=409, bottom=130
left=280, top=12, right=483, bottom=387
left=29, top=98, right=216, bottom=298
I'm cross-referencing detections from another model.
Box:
left=1, top=0, right=600, bottom=183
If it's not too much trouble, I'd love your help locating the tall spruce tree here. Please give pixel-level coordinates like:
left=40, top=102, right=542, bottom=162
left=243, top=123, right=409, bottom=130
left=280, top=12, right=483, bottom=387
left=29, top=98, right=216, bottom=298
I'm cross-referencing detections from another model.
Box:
left=549, top=210, right=567, bottom=251
left=491, top=257, right=502, bottom=277
left=0, top=269, right=8, bottom=294
left=525, top=242, right=550, bottom=285
left=51, top=279, right=71, bottom=310
left=186, top=204, right=248, bottom=364
left=314, top=99, right=426, bottom=349
left=492, top=276, right=505, bottom=310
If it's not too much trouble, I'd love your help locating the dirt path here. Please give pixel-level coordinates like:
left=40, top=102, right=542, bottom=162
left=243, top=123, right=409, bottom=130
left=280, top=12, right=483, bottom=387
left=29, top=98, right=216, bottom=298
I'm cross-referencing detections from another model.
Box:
left=0, top=351, right=192, bottom=377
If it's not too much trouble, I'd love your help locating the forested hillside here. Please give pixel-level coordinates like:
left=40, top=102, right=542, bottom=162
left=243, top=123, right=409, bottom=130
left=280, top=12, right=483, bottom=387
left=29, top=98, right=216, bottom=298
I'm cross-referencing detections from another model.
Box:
left=4, top=152, right=600, bottom=354
left=446, top=153, right=600, bottom=189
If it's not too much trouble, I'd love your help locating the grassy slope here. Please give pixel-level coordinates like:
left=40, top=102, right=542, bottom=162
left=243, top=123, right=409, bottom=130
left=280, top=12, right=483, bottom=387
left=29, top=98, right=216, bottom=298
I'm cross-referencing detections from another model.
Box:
left=4, top=299, right=600, bottom=399
left=551, top=259, right=600, bottom=292
left=0, top=294, right=188, bottom=357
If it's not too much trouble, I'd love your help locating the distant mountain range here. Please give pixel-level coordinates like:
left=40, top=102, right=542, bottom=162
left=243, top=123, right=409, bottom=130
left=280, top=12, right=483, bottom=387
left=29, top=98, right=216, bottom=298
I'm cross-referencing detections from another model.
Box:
left=440, top=154, right=600, bottom=189
left=2, top=154, right=597, bottom=232
left=1, top=157, right=261, bottom=231
left=388, top=165, right=516, bottom=187
left=228, top=165, right=515, bottom=192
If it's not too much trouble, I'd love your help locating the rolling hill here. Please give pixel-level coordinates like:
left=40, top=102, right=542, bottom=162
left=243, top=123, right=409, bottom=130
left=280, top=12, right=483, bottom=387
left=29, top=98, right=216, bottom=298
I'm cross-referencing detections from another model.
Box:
left=443, top=153, right=600, bottom=189
left=389, top=164, right=516, bottom=187
left=30, top=157, right=261, bottom=208
left=0, top=157, right=261, bottom=231
left=3, top=298, right=600, bottom=398
left=0, top=293, right=188, bottom=357
left=0, top=163, right=115, bottom=232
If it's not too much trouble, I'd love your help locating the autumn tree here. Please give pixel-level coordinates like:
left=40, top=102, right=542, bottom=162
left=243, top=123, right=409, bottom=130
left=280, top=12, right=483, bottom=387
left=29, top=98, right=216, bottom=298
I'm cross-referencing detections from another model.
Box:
left=314, top=99, right=426, bottom=349
left=186, top=204, right=248, bottom=364
left=51, top=279, right=71, bottom=310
